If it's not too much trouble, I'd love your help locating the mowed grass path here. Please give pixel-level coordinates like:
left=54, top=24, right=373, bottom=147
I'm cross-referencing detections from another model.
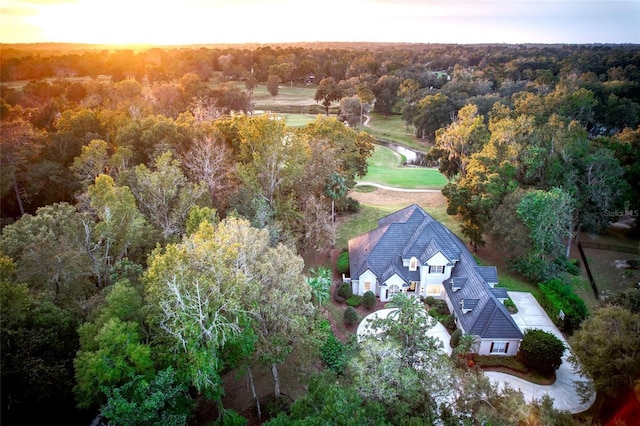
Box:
left=361, top=145, right=447, bottom=190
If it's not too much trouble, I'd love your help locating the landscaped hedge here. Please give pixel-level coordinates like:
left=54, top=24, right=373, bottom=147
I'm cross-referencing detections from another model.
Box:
left=336, top=251, right=350, bottom=275
left=518, top=329, right=565, bottom=376
left=337, top=282, right=353, bottom=299
left=333, top=290, right=346, bottom=303
left=429, top=300, right=450, bottom=320
left=343, top=306, right=358, bottom=325
left=473, top=355, right=529, bottom=374
left=450, top=329, right=462, bottom=349
left=346, top=295, right=363, bottom=308
left=443, top=314, right=456, bottom=330
left=539, top=278, right=589, bottom=334
left=362, top=291, right=377, bottom=309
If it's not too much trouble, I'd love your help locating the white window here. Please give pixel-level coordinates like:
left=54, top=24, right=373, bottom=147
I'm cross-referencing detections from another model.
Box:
left=409, top=257, right=418, bottom=271
left=428, top=265, right=444, bottom=274
left=490, top=341, right=510, bottom=354
left=388, top=284, right=400, bottom=297
left=364, top=281, right=371, bottom=292
left=426, top=284, right=441, bottom=295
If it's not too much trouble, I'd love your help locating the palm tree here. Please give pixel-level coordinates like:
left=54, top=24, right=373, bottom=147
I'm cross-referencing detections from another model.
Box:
left=386, top=293, right=425, bottom=322
left=307, top=266, right=331, bottom=307
left=455, top=333, right=480, bottom=360
left=385, top=294, right=437, bottom=360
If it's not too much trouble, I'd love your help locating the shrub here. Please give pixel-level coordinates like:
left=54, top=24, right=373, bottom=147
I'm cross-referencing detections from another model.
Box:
left=504, top=298, right=518, bottom=314
left=450, top=329, right=462, bottom=349
left=539, top=278, right=589, bottom=334
left=346, top=295, right=362, bottom=308
left=336, top=252, right=350, bottom=275
left=473, top=355, right=528, bottom=373
left=442, top=314, right=456, bottom=330
left=435, top=300, right=449, bottom=316
left=558, top=257, right=580, bottom=275
left=336, top=196, right=360, bottom=213
left=337, top=282, right=353, bottom=299
left=333, top=289, right=346, bottom=303
left=320, top=333, right=347, bottom=372
left=518, top=329, right=565, bottom=376
left=343, top=306, right=358, bottom=325
left=424, top=296, right=437, bottom=306
left=362, top=291, right=377, bottom=309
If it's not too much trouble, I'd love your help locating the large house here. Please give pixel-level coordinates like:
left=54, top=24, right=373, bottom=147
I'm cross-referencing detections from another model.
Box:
left=347, top=204, right=523, bottom=356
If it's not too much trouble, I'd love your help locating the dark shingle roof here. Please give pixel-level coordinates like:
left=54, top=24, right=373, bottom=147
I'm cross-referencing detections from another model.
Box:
left=475, top=266, right=498, bottom=284
left=349, top=204, right=463, bottom=280
left=443, top=230, right=522, bottom=340
left=490, top=287, right=509, bottom=300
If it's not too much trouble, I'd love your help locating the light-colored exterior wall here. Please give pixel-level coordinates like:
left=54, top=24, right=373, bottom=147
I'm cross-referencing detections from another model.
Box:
left=354, top=269, right=377, bottom=297
left=478, top=339, right=520, bottom=356
left=355, top=252, right=455, bottom=301
left=380, top=273, right=408, bottom=301
left=422, top=252, right=453, bottom=286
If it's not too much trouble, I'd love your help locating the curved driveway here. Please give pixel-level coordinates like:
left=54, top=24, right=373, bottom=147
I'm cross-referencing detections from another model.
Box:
left=485, top=291, right=596, bottom=414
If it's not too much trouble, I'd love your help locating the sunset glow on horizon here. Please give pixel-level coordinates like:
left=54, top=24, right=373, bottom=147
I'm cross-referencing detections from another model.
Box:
left=1, top=0, right=639, bottom=46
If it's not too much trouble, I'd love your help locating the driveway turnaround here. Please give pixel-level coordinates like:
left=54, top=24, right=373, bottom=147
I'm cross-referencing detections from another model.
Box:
left=357, top=308, right=452, bottom=355
left=485, top=291, right=596, bottom=414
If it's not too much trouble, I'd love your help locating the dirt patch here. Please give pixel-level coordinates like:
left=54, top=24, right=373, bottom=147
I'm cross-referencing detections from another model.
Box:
left=349, top=187, right=446, bottom=209
left=580, top=247, right=640, bottom=298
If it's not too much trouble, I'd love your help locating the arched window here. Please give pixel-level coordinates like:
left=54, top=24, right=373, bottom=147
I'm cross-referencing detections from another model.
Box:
left=409, top=257, right=418, bottom=271
left=388, top=284, right=401, bottom=297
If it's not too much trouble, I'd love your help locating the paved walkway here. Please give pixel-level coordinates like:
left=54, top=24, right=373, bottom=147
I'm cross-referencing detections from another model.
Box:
left=485, top=292, right=596, bottom=414
left=355, top=181, right=441, bottom=193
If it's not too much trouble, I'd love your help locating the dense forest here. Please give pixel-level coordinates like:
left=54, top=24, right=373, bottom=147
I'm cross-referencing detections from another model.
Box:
left=1, top=42, right=639, bottom=425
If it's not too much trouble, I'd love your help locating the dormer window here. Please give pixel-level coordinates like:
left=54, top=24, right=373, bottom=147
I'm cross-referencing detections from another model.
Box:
left=451, top=277, right=467, bottom=292
left=409, top=257, right=418, bottom=271
left=460, top=298, right=479, bottom=314
left=428, top=265, right=444, bottom=274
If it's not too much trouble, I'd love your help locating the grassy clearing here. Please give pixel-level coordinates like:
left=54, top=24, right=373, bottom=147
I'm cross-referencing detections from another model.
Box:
left=249, top=84, right=339, bottom=115
left=362, top=145, right=447, bottom=189
left=279, top=113, right=321, bottom=127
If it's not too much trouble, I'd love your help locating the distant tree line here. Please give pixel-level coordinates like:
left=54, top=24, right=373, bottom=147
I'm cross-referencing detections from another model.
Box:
left=1, top=42, right=639, bottom=425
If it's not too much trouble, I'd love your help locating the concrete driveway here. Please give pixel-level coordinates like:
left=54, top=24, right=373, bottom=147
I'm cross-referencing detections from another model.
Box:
left=485, top=291, right=596, bottom=414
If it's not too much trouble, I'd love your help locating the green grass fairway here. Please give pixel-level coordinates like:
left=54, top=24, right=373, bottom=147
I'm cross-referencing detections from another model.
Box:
left=248, top=84, right=339, bottom=114
left=280, top=113, right=321, bottom=127
left=362, top=145, right=447, bottom=189
left=363, top=113, right=429, bottom=151
left=252, top=84, right=317, bottom=105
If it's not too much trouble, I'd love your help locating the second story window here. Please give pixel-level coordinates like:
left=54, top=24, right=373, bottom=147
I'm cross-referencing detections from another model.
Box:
left=409, top=257, right=418, bottom=271
left=428, top=265, right=444, bottom=274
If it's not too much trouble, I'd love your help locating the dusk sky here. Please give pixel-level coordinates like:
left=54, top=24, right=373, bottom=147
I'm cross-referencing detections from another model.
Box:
left=1, top=0, right=639, bottom=45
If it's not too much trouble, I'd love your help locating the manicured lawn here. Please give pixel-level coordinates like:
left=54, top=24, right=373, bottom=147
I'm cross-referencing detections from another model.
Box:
left=280, top=113, right=321, bottom=127
left=336, top=204, right=399, bottom=250
left=248, top=84, right=339, bottom=114
left=251, top=83, right=318, bottom=105
left=361, top=146, right=447, bottom=190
